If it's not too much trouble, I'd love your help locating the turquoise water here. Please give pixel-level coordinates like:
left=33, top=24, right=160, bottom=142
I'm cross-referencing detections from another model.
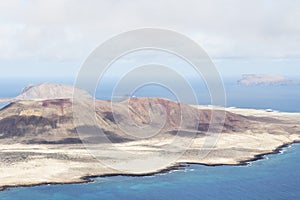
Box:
left=0, top=79, right=299, bottom=199
left=1, top=144, right=299, bottom=200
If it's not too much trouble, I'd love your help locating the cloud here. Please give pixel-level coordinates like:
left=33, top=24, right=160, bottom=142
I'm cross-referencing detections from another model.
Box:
left=0, top=0, right=299, bottom=62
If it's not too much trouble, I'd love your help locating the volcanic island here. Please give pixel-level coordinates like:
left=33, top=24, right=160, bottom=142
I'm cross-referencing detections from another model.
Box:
left=0, top=83, right=299, bottom=191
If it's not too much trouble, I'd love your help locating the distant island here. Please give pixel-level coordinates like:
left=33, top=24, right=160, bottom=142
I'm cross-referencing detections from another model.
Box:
left=238, top=74, right=297, bottom=86
left=0, top=83, right=299, bottom=191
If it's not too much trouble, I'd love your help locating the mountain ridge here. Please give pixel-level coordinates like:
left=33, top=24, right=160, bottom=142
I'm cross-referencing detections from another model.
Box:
left=0, top=83, right=299, bottom=190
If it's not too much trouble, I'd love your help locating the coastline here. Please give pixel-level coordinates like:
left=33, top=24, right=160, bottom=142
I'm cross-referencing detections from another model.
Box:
left=1, top=140, right=299, bottom=192
left=0, top=99, right=299, bottom=193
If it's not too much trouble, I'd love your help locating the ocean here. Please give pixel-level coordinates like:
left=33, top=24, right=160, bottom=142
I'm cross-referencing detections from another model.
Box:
left=0, top=78, right=299, bottom=199
left=1, top=78, right=299, bottom=112
left=1, top=144, right=299, bottom=200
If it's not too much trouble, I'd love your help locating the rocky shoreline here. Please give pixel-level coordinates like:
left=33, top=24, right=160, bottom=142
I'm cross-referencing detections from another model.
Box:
left=0, top=86, right=299, bottom=193
left=0, top=140, right=299, bottom=192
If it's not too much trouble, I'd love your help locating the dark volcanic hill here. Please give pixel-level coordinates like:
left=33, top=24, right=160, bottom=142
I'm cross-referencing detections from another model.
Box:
left=0, top=83, right=274, bottom=145
left=1, top=84, right=299, bottom=189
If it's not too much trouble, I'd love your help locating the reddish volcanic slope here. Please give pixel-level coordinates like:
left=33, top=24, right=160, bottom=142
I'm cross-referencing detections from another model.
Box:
left=0, top=96, right=265, bottom=144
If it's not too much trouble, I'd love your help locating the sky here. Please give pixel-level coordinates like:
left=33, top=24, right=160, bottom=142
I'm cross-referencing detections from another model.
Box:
left=0, top=0, right=299, bottom=81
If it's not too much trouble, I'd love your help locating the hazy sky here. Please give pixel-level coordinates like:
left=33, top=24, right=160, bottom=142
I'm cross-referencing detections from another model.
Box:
left=0, top=0, right=299, bottom=80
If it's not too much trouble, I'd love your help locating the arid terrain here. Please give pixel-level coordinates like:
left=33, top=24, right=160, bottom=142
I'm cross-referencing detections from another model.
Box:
left=0, top=84, right=299, bottom=191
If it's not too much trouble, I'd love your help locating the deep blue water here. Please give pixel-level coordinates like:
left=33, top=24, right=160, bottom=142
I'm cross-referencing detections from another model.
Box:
left=0, top=78, right=299, bottom=199
left=0, top=78, right=300, bottom=112
left=1, top=144, right=299, bottom=200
